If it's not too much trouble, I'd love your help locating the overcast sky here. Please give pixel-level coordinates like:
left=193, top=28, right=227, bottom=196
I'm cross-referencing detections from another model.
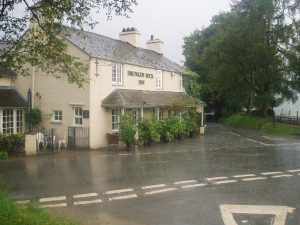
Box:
left=90, top=0, right=232, bottom=65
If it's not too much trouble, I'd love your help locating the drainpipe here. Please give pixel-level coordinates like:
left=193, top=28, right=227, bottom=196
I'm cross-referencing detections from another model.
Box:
left=31, top=66, right=35, bottom=109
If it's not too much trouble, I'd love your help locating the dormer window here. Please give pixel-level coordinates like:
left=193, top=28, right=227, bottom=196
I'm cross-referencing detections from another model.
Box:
left=112, top=64, right=123, bottom=85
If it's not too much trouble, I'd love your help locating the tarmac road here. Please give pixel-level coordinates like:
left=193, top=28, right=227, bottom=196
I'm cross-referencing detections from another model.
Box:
left=0, top=123, right=299, bottom=225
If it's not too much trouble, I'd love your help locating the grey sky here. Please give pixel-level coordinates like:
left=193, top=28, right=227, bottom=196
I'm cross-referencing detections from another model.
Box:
left=91, top=0, right=232, bottom=65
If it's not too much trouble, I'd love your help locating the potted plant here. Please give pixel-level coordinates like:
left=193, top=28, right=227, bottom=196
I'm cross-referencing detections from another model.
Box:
left=138, top=118, right=160, bottom=146
left=25, top=108, right=42, bottom=132
left=119, top=115, right=136, bottom=150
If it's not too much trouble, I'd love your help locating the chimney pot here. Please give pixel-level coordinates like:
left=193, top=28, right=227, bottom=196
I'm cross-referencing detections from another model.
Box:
left=151, top=35, right=154, bottom=40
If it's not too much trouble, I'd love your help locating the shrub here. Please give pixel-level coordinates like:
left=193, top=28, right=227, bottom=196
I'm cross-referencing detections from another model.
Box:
left=25, top=108, right=42, bottom=128
left=158, top=119, right=173, bottom=142
left=138, top=118, right=160, bottom=144
left=0, top=150, right=8, bottom=159
left=119, top=115, right=136, bottom=146
left=0, top=134, right=25, bottom=155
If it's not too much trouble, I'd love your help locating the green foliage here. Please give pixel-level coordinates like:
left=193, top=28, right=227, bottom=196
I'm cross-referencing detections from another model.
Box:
left=138, top=118, right=160, bottom=144
left=158, top=119, right=174, bottom=142
left=0, top=150, right=8, bottom=160
left=222, top=114, right=300, bottom=136
left=183, top=0, right=300, bottom=118
left=223, top=115, right=270, bottom=130
left=0, top=191, right=79, bottom=225
left=119, top=115, right=136, bottom=145
left=1, top=0, right=137, bottom=87
left=0, top=134, right=25, bottom=155
left=25, top=108, right=42, bottom=126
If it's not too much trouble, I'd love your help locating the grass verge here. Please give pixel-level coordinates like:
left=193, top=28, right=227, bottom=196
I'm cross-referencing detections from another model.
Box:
left=0, top=191, right=78, bottom=225
left=222, top=114, right=300, bottom=136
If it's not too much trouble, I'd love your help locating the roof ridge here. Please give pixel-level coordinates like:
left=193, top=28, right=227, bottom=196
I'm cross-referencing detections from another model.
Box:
left=117, top=89, right=126, bottom=107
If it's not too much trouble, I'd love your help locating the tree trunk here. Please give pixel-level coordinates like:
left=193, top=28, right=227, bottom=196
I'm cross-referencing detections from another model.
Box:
left=261, top=102, right=269, bottom=117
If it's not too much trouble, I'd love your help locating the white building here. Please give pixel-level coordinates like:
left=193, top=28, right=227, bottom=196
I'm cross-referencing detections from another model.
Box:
left=14, top=26, right=204, bottom=149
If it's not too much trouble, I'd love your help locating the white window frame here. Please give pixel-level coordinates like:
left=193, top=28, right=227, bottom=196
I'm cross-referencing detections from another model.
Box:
left=52, top=110, right=63, bottom=123
left=2, top=109, right=14, bottom=134
left=112, top=109, right=120, bottom=131
left=0, top=109, right=24, bottom=134
left=112, top=63, right=123, bottom=85
left=16, top=109, right=24, bottom=133
left=156, top=70, right=163, bottom=90
left=73, top=107, right=83, bottom=126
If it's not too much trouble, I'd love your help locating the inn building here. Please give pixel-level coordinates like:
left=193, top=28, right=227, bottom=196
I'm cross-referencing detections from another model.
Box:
left=13, top=27, right=204, bottom=149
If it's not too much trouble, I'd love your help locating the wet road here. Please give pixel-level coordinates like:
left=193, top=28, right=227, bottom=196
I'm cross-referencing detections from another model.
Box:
left=0, top=123, right=300, bottom=225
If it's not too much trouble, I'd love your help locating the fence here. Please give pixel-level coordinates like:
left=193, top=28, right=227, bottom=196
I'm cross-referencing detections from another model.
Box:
left=36, top=128, right=56, bottom=153
left=277, top=110, right=300, bottom=126
left=68, top=127, right=89, bottom=149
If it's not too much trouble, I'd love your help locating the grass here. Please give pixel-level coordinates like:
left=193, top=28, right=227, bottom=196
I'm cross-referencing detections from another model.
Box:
left=222, top=114, right=300, bottom=136
left=0, top=190, right=78, bottom=225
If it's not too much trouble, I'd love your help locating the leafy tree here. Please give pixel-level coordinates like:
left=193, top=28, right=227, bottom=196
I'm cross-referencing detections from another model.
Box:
left=183, top=0, right=300, bottom=118
left=0, top=0, right=137, bottom=87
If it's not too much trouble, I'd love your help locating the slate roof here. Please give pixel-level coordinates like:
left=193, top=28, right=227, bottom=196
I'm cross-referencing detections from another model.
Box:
left=0, top=64, right=17, bottom=77
left=61, top=26, right=183, bottom=73
left=102, top=89, right=204, bottom=109
left=0, top=88, right=27, bottom=108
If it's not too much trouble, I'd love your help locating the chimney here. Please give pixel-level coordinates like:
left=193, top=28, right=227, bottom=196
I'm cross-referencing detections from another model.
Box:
left=119, top=27, right=141, bottom=48
left=146, top=35, right=164, bottom=54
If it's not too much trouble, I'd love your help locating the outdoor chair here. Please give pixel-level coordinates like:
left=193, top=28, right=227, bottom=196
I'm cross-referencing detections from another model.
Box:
left=36, top=132, right=47, bottom=151
left=58, top=133, right=67, bottom=150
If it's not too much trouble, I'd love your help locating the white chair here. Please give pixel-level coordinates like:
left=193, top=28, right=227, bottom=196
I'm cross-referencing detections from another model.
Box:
left=36, top=132, right=47, bottom=151
left=58, top=133, right=67, bottom=150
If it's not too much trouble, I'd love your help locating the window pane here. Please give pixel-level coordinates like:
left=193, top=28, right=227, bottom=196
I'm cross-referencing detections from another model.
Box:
left=3, top=109, right=14, bottom=134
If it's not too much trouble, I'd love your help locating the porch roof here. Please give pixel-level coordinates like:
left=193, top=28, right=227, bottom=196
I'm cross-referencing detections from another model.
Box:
left=0, top=88, right=27, bottom=108
left=102, top=89, right=204, bottom=109
left=0, top=64, right=17, bottom=77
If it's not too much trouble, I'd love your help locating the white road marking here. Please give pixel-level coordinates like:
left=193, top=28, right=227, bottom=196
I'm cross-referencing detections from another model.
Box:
left=206, top=176, right=228, bottom=181
left=40, top=203, right=67, bottom=208
left=262, top=136, right=286, bottom=141
left=144, top=188, right=177, bottom=195
left=174, top=180, right=197, bottom=185
left=287, top=169, right=300, bottom=173
left=220, top=204, right=295, bottom=225
left=233, top=174, right=256, bottom=178
left=109, top=194, right=138, bottom=201
left=119, top=154, right=132, bottom=156
left=272, top=174, right=293, bottom=178
left=261, top=171, right=283, bottom=175
left=246, top=138, right=269, bottom=146
left=105, top=188, right=134, bottom=195
left=214, top=180, right=237, bottom=185
left=73, top=193, right=98, bottom=199
left=39, top=196, right=66, bottom=203
left=298, top=173, right=300, bottom=176
left=141, top=184, right=166, bottom=190
left=140, top=153, right=152, bottom=155
left=230, top=132, right=241, bottom=137
left=16, top=200, right=30, bottom=204
left=74, top=199, right=102, bottom=205
left=242, top=177, right=268, bottom=181
left=181, top=183, right=207, bottom=189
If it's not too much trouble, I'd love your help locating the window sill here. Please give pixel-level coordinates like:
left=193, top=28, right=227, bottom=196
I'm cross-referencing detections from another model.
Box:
left=50, top=121, right=63, bottom=124
left=112, top=84, right=123, bottom=86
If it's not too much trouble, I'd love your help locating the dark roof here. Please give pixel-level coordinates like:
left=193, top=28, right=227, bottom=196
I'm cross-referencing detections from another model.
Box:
left=102, top=89, right=204, bottom=109
left=62, top=26, right=183, bottom=73
left=0, top=88, right=27, bottom=108
left=0, top=64, right=17, bottom=77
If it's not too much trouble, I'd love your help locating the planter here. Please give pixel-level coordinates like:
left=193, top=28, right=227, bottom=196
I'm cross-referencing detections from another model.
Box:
left=199, top=126, right=205, bottom=135
left=189, top=132, right=196, bottom=138
left=25, top=134, right=37, bottom=156
left=125, top=142, right=135, bottom=151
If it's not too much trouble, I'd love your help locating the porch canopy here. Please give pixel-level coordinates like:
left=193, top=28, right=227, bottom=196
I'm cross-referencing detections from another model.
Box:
left=0, top=89, right=27, bottom=108
left=102, top=89, right=204, bottom=109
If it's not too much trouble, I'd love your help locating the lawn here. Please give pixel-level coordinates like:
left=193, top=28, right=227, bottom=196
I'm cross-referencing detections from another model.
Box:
left=222, top=114, right=300, bottom=136
left=0, top=190, right=78, bottom=225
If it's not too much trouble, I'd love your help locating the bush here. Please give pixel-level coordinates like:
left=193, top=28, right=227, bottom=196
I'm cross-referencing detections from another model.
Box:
left=119, top=115, right=136, bottom=146
left=158, top=119, right=174, bottom=142
left=25, top=108, right=42, bottom=127
left=0, top=133, right=25, bottom=155
left=138, top=118, right=160, bottom=144
left=0, top=150, right=8, bottom=159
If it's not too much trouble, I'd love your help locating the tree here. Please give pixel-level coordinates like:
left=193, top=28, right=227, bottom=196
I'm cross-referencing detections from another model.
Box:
left=0, top=0, right=137, bottom=87
left=183, top=0, right=300, bottom=118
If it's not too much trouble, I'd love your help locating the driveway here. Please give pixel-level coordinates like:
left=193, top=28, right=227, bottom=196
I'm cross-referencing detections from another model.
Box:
left=0, top=123, right=299, bottom=225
